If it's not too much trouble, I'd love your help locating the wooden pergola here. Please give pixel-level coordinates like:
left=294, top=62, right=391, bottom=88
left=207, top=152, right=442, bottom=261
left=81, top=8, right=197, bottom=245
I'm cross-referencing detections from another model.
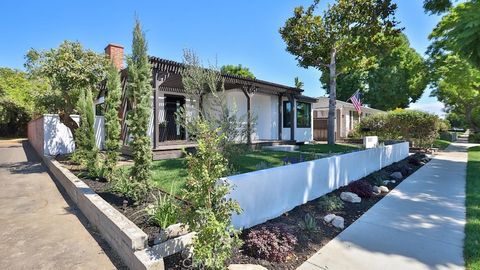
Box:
left=116, top=57, right=317, bottom=149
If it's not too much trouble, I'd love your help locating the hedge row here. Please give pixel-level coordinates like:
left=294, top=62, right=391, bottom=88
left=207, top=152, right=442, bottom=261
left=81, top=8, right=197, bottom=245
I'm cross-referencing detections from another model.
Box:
left=356, top=110, right=448, bottom=148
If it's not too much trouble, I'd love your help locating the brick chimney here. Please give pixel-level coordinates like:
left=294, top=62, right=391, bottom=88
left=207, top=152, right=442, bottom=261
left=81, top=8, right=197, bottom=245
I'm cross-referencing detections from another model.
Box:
left=105, top=44, right=124, bottom=70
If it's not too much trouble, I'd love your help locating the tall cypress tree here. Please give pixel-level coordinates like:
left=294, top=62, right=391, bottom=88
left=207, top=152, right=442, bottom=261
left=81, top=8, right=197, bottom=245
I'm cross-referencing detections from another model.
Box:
left=126, top=19, right=152, bottom=189
left=104, top=62, right=122, bottom=181
left=74, top=87, right=96, bottom=161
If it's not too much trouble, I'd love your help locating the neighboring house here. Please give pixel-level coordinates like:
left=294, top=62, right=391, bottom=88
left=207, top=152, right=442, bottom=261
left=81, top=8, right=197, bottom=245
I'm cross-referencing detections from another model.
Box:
left=312, top=96, right=385, bottom=141
left=100, top=44, right=317, bottom=158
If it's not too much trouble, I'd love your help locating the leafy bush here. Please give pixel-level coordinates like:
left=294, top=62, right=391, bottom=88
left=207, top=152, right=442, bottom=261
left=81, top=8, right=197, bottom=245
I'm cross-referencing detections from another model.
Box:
left=145, top=192, right=180, bottom=229
left=357, top=110, right=443, bottom=148
left=469, top=133, right=480, bottom=143
left=244, top=226, right=297, bottom=262
left=109, top=169, right=146, bottom=201
left=298, top=213, right=318, bottom=233
left=317, top=195, right=344, bottom=212
left=183, top=120, right=242, bottom=269
left=0, top=98, right=31, bottom=137
left=370, top=171, right=387, bottom=187
left=348, top=179, right=373, bottom=198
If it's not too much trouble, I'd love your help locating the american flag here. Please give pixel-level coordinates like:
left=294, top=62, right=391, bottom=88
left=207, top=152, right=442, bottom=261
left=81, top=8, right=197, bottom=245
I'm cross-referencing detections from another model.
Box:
left=349, top=90, right=362, bottom=114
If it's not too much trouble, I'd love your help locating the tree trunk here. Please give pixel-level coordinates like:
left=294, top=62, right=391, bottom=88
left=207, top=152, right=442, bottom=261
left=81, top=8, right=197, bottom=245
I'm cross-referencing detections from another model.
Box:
left=59, top=110, right=79, bottom=140
left=465, top=106, right=479, bottom=133
left=327, top=49, right=337, bottom=145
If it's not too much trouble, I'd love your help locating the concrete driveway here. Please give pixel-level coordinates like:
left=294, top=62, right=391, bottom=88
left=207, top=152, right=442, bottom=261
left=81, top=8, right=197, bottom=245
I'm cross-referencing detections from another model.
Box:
left=0, top=140, right=121, bottom=269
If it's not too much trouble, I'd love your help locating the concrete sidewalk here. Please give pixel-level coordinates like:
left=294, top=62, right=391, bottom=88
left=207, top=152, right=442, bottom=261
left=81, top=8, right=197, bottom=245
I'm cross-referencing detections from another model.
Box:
left=0, top=140, right=119, bottom=269
left=298, top=143, right=473, bottom=270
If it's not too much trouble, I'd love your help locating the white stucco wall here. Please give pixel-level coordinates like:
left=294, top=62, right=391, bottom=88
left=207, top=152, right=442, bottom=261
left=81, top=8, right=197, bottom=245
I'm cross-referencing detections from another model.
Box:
left=28, top=114, right=105, bottom=156
left=226, top=142, right=409, bottom=229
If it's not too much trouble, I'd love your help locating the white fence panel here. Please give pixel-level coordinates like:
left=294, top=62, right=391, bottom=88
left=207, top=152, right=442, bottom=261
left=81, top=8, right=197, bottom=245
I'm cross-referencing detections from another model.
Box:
left=226, top=142, right=409, bottom=229
left=28, top=114, right=105, bottom=156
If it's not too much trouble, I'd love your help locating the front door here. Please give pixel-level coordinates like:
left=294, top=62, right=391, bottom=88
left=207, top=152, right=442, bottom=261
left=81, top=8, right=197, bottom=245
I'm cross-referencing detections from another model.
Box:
left=164, top=95, right=185, bottom=141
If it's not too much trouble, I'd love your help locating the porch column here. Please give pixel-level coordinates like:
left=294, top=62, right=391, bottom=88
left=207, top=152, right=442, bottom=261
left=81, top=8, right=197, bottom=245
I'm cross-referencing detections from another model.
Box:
left=153, top=70, right=159, bottom=149
left=242, top=85, right=257, bottom=145
left=278, top=94, right=283, bottom=140
left=287, top=94, right=296, bottom=141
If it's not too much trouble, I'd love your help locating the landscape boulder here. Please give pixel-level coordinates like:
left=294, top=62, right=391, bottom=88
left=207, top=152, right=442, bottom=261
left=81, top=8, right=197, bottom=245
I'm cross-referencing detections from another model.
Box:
left=372, top=186, right=381, bottom=194
left=340, top=192, right=362, bottom=203
left=153, top=223, right=190, bottom=245
left=379, top=186, right=389, bottom=193
left=324, top=214, right=336, bottom=223
left=332, top=216, right=345, bottom=229
left=390, top=172, right=403, bottom=180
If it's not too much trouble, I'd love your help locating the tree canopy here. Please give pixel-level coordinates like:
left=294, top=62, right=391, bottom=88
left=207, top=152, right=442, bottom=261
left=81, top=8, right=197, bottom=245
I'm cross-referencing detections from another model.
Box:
left=280, top=0, right=400, bottom=144
left=25, top=40, right=109, bottom=135
left=0, top=67, right=48, bottom=136
left=322, top=34, right=428, bottom=110
left=429, top=53, right=480, bottom=132
left=220, top=64, right=255, bottom=79
left=428, top=1, right=480, bottom=69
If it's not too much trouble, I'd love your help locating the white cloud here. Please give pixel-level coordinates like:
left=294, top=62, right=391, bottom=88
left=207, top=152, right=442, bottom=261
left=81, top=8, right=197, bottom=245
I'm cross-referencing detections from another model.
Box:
left=408, top=101, right=446, bottom=118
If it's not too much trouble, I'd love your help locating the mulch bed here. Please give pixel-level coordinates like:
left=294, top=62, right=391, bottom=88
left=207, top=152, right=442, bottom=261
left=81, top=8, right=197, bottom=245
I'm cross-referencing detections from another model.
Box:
left=57, top=152, right=430, bottom=270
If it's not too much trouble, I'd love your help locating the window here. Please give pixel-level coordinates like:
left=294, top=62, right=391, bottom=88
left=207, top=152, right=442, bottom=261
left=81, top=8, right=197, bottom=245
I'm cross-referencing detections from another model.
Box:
left=283, top=101, right=292, bottom=128
left=296, top=102, right=311, bottom=128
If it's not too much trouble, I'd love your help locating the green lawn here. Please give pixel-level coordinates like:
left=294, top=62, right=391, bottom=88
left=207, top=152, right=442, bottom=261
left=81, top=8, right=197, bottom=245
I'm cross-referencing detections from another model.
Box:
left=433, top=139, right=451, bottom=150
left=149, top=150, right=314, bottom=196
left=149, top=146, right=360, bottom=197
left=298, top=143, right=361, bottom=154
left=466, top=146, right=480, bottom=269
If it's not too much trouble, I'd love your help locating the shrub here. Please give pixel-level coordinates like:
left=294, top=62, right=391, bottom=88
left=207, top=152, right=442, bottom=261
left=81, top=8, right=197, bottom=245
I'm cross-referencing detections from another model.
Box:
left=244, top=226, right=297, bottom=262
left=145, top=192, right=180, bottom=229
left=469, top=133, right=480, bottom=143
left=357, top=110, right=443, bottom=148
left=109, top=169, right=146, bottom=201
left=183, top=120, right=242, bottom=269
left=298, top=213, right=318, bottom=233
left=317, top=195, right=344, bottom=212
left=370, top=171, right=387, bottom=187
left=348, top=179, right=373, bottom=198
left=0, top=98, right=31, bottom=137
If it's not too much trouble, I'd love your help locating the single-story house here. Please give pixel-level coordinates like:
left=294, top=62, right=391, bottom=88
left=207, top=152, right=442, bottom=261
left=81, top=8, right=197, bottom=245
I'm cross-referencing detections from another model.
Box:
left=100, top=44, right=317, bottom=158
left=312, top=96, right=385, bottom=141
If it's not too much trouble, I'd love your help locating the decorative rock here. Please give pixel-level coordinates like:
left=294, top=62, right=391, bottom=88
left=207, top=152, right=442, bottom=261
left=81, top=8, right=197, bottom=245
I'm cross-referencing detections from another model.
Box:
left=332, top=216, right=345, bottom=229
left=228, top=264, right=268, bottom=270
left=390, top=171, right=403, bottom=180
left=372, top=186, right=381, bottom=194
left=154, top=223, right=190, bottom=245
left=379, top=186, right=389, bottom=193
left=324, top=214, right=336, bottom=223
left=340, top=192, right=361, bottom=203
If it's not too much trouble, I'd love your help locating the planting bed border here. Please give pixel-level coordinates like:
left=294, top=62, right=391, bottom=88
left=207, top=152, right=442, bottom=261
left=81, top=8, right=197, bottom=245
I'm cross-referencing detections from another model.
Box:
left=41, top=155, right=165, bottom=270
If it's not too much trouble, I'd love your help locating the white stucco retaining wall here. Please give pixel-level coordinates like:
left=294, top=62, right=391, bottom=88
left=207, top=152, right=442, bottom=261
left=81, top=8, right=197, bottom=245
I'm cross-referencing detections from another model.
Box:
left=226, top=142, right=409, bottom=229
left=28, top=114, right=105, bottom=156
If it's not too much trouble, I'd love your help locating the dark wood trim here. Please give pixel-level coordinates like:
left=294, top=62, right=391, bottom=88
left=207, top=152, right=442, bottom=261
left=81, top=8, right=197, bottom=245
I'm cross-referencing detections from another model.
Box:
left=287, top=94, right=296, bottom=141
left=242, top=85, right=258, bottom=145
left=278, top=94, right=283, bottom=140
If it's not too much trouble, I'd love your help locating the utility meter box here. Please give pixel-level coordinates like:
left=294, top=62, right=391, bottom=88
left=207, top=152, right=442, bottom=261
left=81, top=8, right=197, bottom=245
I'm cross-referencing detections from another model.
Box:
left=363, top=136, right=379, bottom=149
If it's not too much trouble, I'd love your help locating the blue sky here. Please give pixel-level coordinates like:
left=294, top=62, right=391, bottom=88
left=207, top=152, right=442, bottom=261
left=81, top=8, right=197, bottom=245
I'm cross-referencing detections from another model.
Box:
left=0, top=0, right=444, bottom=115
